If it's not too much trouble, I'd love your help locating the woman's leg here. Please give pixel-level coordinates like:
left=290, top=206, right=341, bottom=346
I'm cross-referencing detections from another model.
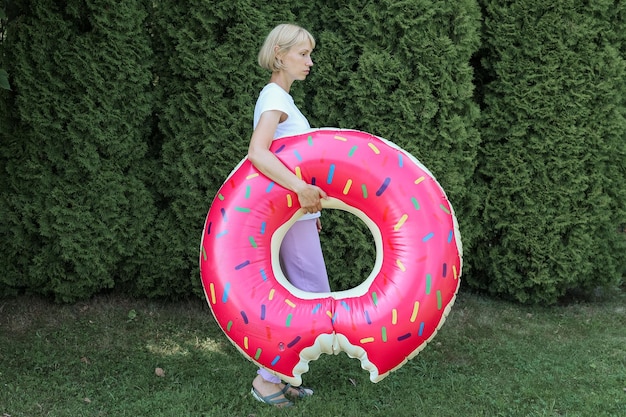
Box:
left=279, top=218, right=330, bottom=293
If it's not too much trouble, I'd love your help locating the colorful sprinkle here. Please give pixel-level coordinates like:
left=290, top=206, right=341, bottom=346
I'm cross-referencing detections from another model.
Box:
left=418, top=322, right=425, bottom=337
left=392, top=308, right=398, bottom=325
left=376, top=178, right=391, bottom=196
left=453, top=265, right=458, bottom=279
left=286, top=314, right=293, bottom=327
left=394, top=214, right=408, bottom=231
left=235, top=260, right=250, bottom=270
left=201, top=246, right=207, bottom=261
left=245, top=185, right=251, bottom=199
left=334, top=135, right=347, bottom=142
left=260, top=269, right=268, bottom=281
left=371, top=292, right=378, bottom=306
left=287, top=194, right=293, bottom=207
left=422, top=232, right=434, bottom=242
left=285, top=299, right=296, bottom=308
left=348, top=145, right=357, bottom=157
left=261, top=222, right=267, bottom=234
left=235, top=206, right=250, bottom=213
left=396, top=259, right=406, bottom=272
left=222, top=283, right=231, bottom=302
left=440, top=204, right=451, bottom=215
left=207, top=222, right=212, bottom=235
left=360, top=337, right=375, bottom=344
left=364, top=310, right=372, bottom=324
left=265, top=182, right=275, bottom=193
left=216, top=230, right=228, bottom=238
left=448, top=230, right=453, bottom=243
left=294, top=150, right=303, bottom=162
left=398, top=333, right=411, bottom=341
left=426, top=274, right=432, bottom=294
left=295, top=166, right=302, bottom=179
left=248, top=236, right=257, bottom=248
left=415, top=176, right=425, bottom=184
left=312, top=303, right=321, bottom=314
left=381, top=326, right=388, bottom=342
left=437, top=290, right=442, bottom=310
left=227, top=321, right=233, bottom=331
left=411, top=197, right=420, bottom=210
left=327, top=164, right=336, bottom=184
left=218, top=194, right=225, bottom=201
left=244, top=336, right=249, bottom=350
left=410, top=301, right=420, bottom=322
left=341, top=301, right=350, bottom=311
left=266, top=326, right=272, bottom=340
left=398, top=153, right=404, bottom=167
left=287, top=336, right=301, bottom=348
left=442, top=263, right=447, bottom=278
left=220, top=208, right=227, bottom=221
left=343, top=179, right=353, bottom=195
left=361, top=184, right=368, bottom=198
left=307, top=135, right=313, bottom=146
left=269, top=289, right=275, bottom=300
left=209, top=283, right=216, bottom=304
left=246, top=173, right=260, bottom=180
left=254, top=348, right=262, bottom=360
left=240, top=311, right=248, bottom=324
left=259, top=304, right=267, bottom=320
left=274, top=144, right=285, bottom=154
left=368, top=143, right=381, bottom=154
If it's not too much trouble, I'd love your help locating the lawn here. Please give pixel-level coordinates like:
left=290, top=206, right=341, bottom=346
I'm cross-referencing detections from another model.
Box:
left=1, top=289, right=624, bottom=417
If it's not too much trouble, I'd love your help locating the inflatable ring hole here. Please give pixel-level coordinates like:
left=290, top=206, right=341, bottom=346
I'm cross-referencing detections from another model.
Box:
left=272, top=197, right=383, bottom=300
left=319, top=209, right=376, bottom=292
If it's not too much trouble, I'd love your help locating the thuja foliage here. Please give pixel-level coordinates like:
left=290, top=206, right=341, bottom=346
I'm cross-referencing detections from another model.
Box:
left=471, top=0, right=626, bottom=304
left=0, top=0, right=155, bottom=301
left=1, top=0, right=623, bottom=304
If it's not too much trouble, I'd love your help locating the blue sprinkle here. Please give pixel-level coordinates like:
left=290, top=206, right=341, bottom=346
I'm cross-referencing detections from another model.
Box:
left=341, top=301, right=350, bottom=311
left=241, top=310, right=249, bottom=324
left=331, top=312, right=338, bottom=324
left=312, top=303, right=321, bottom=314
left=235, top=260, right=250, bottom=270
left=422, top=232, right=434, bottom=242
left=271, top=355, right=281, bottom=366
left=266, top=182, right=275, bottom=193
left=294, top=150, right=303, bottom=162
left=260, top=269, right=268, bottom=281
left=260, top=222, right=266, bottom=234
left=222, top=283, right=231, bottom=303
left=216, top=230, right=228, bottom=238
left=287, top=336, right=301, bottom=348
left=375, top=177, right=391, bottom=196
left=448, top=230, right=453, bottom=243
left=398, top=153, right=404, bottom=167
left=418, top=322, right=425, bottom=337
left=327, top=164, right=336, bottom=184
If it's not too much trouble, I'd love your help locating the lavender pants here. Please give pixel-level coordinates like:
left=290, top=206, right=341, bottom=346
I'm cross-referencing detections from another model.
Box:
left=257, top=218, right=330, bottom=383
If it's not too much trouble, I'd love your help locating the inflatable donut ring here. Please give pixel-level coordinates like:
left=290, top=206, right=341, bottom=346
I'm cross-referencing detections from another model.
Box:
left=199, top=128, right=462, bottom=386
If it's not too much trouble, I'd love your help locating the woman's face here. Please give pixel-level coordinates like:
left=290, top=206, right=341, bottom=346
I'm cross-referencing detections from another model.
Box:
left=278, top=40, right=314, bottom=81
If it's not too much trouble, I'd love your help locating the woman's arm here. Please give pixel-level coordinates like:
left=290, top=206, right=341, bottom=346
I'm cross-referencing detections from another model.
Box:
left=248, top=110, right=327, bottom=214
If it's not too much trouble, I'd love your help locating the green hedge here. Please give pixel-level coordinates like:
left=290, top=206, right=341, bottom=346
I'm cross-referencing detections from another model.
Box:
left=470, top=0, right=626, bottom=303
left=1, top=0, right=624, bottom=304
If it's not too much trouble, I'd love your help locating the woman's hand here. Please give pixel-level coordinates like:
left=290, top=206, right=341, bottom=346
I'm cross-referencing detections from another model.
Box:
left=296, top=183, right=327, bottom=214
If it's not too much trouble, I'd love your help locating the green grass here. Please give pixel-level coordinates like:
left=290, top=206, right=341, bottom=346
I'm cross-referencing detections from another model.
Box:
left=1, top=290, right=624, bottom=417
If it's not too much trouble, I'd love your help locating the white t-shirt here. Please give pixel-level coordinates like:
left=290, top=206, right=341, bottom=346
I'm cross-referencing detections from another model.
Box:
left=253, top=83, right=319, bottom=221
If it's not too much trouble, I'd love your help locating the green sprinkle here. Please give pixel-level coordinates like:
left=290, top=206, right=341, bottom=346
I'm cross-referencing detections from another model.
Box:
left=372, top=292, right=378, bottom=305
left=426, top=274, right=432, bottom=295
left=249, top=236, right=257, bottom=248
left=245, top=185, right=251, bottom=199
left=286, top=313, right=293, bottom=327
left=218, top=194, right=225, bottom=201
left=440, top=204, right=451, bottom=214
left=382, top=326, right=388, bottom=342
left=227, top=321, right=233, bottom=331
left=348, top=145, right=357, bottom=157
left=362, top=184, right=368, bottom=198
left=437, top=290, right=442, bottom=310
left=235, top=207, right=251, bottom=213
left=412, top=197, right=420, bottom=210
left=254, top=348, right=262, bottom=360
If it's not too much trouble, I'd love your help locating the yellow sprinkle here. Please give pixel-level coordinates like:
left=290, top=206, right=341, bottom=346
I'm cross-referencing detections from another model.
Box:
left=394, top=214, right=408, bottom=231
left=410, top=301, right=420, bottom=322
left=392, top=309, right=398, bottom=325
left=334, top=135, right=347, bottom=141
left=244, top=336, right=249, bottom=350
left=368, top=143, right=380, bottom=154
left=326, top=311, right=333, bottom=319
left=396, top=259, right=406, bottom=272
left=360, top=337, right=375, bottom=344
left=343, top=179, right=353, bottom=195
left=287, top=194, right=293, bottom=207
left=285, top=299, right=296, bottom=308
left=209, top=283, right=216, bottom=305
left=415, top=176, right=425, bottom=185
left=295, top=166, right=302, bottom=180
left=269, top=289, right=276, bottom=300
left=246, top=173, right=260, bottom=180
left=453, top=265, right=458, bottom=280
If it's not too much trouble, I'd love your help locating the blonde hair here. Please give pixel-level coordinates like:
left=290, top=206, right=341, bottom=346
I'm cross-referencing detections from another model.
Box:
left=258, top=24, right=316, bottom=72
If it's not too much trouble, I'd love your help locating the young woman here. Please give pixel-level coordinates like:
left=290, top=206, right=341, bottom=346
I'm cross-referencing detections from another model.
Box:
left=247, top=23, right=331, bottom=408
